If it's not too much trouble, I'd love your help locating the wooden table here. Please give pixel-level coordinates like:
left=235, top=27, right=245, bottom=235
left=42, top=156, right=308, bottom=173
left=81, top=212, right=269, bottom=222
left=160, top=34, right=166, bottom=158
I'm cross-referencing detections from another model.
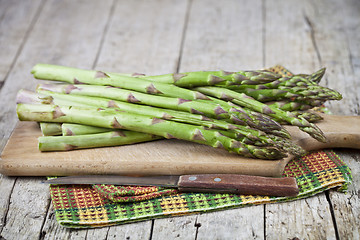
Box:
left=0, top=0, right=359, bottom=239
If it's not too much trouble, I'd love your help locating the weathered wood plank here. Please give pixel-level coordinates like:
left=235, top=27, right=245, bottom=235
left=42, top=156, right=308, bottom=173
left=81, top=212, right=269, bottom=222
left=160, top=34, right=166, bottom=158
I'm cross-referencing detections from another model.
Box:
left=96, top=0, right=189, bottom=75
left=302, top=0, right=360, bottom=238
left=0, top=176, right=16, bottom=233
left=0, top=0, right=44, bottom=237
left=196, top=207, right=265, bottom=240
left=0, top=0, right=114, bottom=238
left=179, top=0, right=264, bottom=72
left=265, top=196, right=336, bottom=239
left=303, top=0, right=360, bottom=115
left=0, top=178, right=51, bottom=240
left=105, top=221, right=153, bottom=240
left=264, top=0, right=321, bottom=73
left=330, top=150, right=360, bottom=239
left=264, top=0, right=338, bottom=238
left=0, top=0, right=43, bottom=86
left=152, top=216, right=198, bottom=240
left=161, top=0, right=266, bottom=239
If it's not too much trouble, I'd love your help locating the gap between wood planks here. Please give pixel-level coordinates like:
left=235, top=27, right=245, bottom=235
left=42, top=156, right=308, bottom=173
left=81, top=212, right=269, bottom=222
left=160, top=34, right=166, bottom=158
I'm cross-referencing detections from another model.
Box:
left=176, top=0, right=192, bottom=74
left=0, top=177, right=18, bottom=237
left=325, top=191, right=340, bottom=240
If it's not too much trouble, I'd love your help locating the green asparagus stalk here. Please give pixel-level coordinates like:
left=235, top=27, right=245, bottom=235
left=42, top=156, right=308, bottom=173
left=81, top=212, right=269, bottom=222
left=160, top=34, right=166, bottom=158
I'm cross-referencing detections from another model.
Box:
left=192, top=86, right=326, bottom=142
left=267, top=99, right=326, bottom=111
left=17, top=103, right=287, bottom=159
left=39, top=130, right=162, bottom=151
left=62, top=123, right=113, bottom=136
left=40, top=122, right=62, bottom=136
left=127, top=70, right=282, bottom=87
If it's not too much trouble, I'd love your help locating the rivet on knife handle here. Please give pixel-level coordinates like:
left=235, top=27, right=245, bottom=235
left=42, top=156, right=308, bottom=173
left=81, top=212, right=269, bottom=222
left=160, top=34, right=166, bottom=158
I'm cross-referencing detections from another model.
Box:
left=177, top=174, right=299, bottom=197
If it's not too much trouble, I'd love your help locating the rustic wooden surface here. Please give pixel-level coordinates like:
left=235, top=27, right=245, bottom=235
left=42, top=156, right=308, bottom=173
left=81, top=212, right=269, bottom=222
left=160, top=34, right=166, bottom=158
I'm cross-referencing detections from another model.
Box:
left=0, top=0, right=359, bottom=239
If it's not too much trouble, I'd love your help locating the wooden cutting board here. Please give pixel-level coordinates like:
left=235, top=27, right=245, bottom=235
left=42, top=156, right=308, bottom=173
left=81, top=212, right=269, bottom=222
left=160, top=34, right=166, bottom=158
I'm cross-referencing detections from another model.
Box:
left=1, top=114, right=359, bottom=177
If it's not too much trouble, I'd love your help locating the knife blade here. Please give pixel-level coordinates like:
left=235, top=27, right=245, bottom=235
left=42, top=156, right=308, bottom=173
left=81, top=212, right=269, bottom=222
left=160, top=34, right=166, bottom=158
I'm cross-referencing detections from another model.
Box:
left=45, top=174, right=299, bottom=197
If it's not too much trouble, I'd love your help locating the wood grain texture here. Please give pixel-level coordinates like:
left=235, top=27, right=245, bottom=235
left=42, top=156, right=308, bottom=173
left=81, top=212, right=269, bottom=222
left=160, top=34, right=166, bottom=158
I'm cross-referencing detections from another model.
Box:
left=0, top=0, right=43, bottom=86
left=180, top=0, right=264, bottom=71
left=329, top=151, right=360, bottom=239
left=96, top=0, right=189, bottom=75
left=264, top=0, right=321, bottom=73
left=303, top=0, right=360, bottom=115
left=152, top=216, right=198, bottom=239
left=195, top=207, right=265, bottom=240
left=265, top=195, right=337, bottom=239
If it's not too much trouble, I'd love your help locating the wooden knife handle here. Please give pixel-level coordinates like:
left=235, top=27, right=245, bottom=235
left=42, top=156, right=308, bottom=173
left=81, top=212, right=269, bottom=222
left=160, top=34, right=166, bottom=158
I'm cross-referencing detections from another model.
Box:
left=177, top=174, right=299, bottom=197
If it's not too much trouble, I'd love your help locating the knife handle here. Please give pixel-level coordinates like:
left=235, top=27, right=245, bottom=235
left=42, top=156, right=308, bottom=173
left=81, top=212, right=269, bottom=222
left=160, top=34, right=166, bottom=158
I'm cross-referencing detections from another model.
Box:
left=177, top=174, right=299, bottom=197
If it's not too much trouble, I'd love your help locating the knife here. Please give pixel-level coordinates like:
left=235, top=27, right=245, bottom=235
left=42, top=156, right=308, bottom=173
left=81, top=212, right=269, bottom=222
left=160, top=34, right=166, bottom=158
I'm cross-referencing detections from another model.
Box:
left=45, top=174, right=299, bottom=197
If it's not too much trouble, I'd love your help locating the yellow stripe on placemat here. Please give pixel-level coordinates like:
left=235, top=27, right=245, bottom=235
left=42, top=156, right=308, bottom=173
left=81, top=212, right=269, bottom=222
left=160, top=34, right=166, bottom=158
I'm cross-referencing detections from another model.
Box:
left=160, top=194, right=189, bottom=215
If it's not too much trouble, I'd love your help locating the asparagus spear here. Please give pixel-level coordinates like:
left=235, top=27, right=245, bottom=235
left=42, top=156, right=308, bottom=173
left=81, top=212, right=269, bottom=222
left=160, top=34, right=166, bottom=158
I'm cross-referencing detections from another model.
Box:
left=39, top=130, right=162, bottom=151
left=62, top=123, right=113, bottom=136
left=127, top=70, right=282, bottom=87
left=17, top=103, right=287, bottom=159
left=267, top=99, right=326, bottom=111
left=40, top=122, right=62, bottom=136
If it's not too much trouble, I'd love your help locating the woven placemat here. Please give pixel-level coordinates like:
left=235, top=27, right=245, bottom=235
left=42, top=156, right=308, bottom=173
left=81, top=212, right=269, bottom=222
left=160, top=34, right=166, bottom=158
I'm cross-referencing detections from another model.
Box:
left=48, top=66, right=352, bottom=228
left=50, top=150, right=352, bottom=228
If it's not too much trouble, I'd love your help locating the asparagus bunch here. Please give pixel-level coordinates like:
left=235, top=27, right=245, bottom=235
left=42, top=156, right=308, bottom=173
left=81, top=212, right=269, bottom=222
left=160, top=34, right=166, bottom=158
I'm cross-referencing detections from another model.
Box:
left=17, top=103, right=287, bottom=159
left=15, top=63, right=342, bottom=159
left=31, top=64, right=324, bottom=140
